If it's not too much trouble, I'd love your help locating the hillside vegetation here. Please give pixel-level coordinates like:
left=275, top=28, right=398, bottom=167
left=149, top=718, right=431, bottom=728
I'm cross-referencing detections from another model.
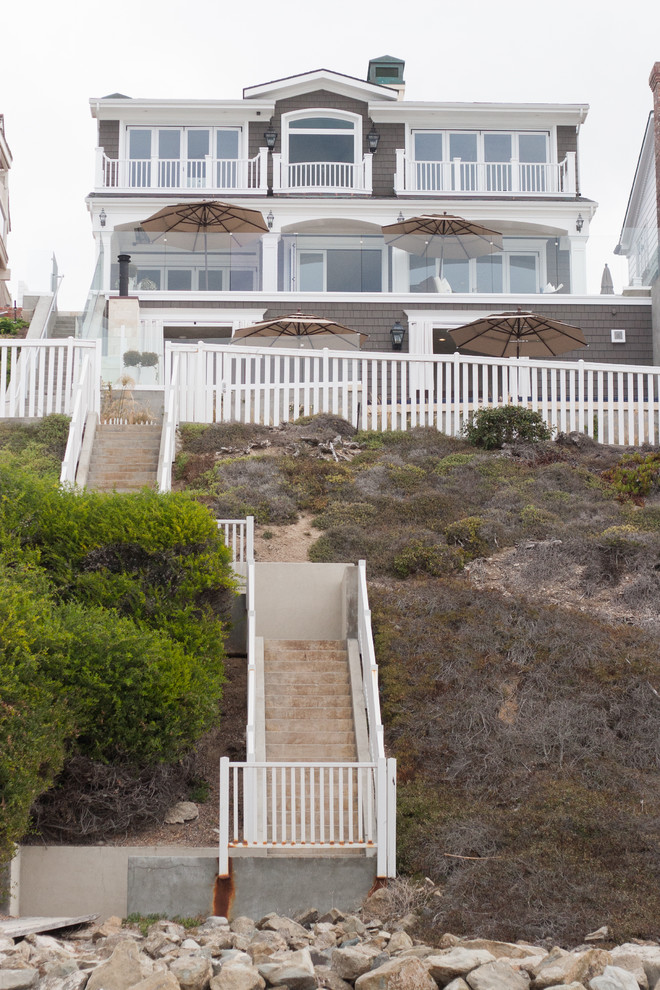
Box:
left=0, top=417, right=235, bottom=866
left=176, top=413, right=660, bottom=944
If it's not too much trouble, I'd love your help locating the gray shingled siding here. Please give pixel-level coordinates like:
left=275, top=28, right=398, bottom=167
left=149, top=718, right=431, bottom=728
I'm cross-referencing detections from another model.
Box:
left=141, top=298, right=652, bottom=365
left=99, top=120, right=120, bottom=158
left=556, top=125, right=578, bottom=195
left=372, top=123, right=404, bottom=198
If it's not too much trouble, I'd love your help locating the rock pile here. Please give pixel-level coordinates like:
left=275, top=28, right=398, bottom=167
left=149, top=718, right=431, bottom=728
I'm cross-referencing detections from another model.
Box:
left=1, top=909, right=659, bottom=990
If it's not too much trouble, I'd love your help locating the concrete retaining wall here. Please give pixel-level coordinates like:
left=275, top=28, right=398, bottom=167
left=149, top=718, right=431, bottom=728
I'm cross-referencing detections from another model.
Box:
left=254, top=562, right=357, bottom=641
left=229, top=854, right=376, bottom=919
left=14, top=846, right=217, bottom=921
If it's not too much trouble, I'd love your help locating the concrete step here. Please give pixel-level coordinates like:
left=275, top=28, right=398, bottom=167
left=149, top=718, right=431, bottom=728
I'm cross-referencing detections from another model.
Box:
left=265, top=717, right=355, bottom=731
left=266, top=744, right=357, bottom=760
left=265, top=640, right=346, bottom=652
left=265, top=670, right=350, bottom=685
left=265, top=729, right=356, bottom=746
left=266, top=691, right=353, bottom=719
left=264, top=653, right=354, bottom=672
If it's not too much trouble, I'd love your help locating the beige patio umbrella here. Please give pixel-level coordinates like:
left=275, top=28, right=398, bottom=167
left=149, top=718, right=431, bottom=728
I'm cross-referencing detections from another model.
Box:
left=140, top=200, right=268, bottom=278
left=382, top=213, right=503, bottom=262
left=231, top=312, right=368, bottom=349
left=449, top=310, right=587, bottom=359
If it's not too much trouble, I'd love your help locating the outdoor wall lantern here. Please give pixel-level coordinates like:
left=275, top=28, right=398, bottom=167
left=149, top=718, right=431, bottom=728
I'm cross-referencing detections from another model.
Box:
left=99, top=208, right=107, bottom=228
left=264, top=123, right=277, bottom=150
left=390, top=320, right=406, bottom=351
left=397, top=212, right=405, bottom=222
left=575, top=214, right=584, bottom=233
left=266, top=210, right=274, bottom=230
left=367, top=123, right=380, bottom=153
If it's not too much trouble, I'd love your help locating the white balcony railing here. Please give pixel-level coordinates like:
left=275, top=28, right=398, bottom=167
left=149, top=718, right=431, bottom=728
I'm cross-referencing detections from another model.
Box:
left=395, top=150, right=577, bottom=197
left=96, top=148, right=269, bottom=193
left=272, top=154, right=373, bottom=194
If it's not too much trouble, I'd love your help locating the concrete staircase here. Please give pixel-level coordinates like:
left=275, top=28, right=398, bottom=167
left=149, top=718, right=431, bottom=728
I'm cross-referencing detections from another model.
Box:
left=85, top=424, right=160, bottom=492
left=50, top=312, right=79, bottom=339
left=264, top=640, right=357, bottom=762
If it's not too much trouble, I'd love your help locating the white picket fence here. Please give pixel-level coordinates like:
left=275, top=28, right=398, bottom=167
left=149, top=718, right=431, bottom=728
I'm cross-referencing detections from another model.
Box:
left=162, top=341, right=660, bottom=455
left=219, top=758, right=396, bottom=876
left=0, top=338, right=99, bottom=419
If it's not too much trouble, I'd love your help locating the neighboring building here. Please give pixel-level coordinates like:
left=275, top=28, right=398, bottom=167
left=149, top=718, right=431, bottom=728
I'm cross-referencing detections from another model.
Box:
left=85, top=58, right=652, bottom=380
left=616, top=62, right=660, bottom=363
left=0, top=115, right=12, bottom=309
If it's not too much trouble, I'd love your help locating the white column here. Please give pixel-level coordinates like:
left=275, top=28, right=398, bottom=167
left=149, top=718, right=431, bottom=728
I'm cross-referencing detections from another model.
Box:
left=568, top=235, right=588, bottom=294
left=261, top=231, right=280, bottom=292
left=391, top=247, right=409, bottom=292
left=100, top=230, right=113, bottom=292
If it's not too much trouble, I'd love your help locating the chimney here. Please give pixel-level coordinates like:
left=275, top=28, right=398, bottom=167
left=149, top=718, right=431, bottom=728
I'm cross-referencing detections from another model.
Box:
left=118, top=254, right=131, bottom=297
left=649, top=62, right=660, bottom=232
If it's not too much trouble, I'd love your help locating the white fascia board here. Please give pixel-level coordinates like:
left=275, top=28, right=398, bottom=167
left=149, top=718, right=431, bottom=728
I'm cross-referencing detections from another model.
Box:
left=243, top=69, right=398, bottom=103
left=88, top=194, right=598, bottom=236
left=369, top=102, right=589, bottom=129
left=90, top=98, right=274, bottom=124
left=617, top=114, right=655, bottom=252
left=108, top=289, right=651, bottom=308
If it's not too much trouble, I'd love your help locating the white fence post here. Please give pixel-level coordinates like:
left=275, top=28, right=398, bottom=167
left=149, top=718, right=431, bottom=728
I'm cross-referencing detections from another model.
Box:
left=376, top=757, right=388, bottom=878
left=218, top=757, right=230, bottom=876
left=386, top=758, right=397, bottom=878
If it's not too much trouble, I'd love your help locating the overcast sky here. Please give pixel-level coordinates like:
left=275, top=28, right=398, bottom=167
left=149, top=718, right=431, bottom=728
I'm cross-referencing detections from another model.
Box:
left=3, top=0, right=660, bottom=309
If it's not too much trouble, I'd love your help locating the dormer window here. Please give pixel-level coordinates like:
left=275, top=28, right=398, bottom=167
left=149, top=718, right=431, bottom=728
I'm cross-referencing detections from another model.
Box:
left=281, top=111, right=364, bottom=190
left=287, top=113, right=358, bottom=166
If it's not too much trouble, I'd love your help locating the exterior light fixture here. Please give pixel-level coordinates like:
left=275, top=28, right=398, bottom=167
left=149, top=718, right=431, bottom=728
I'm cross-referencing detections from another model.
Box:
left=390, top=320, right=405, bottom=351
left=99, top=208, right=107, bottom=228
left=575, top=214, right=584, bottom=233
left=397, top=212, right=405, bottom=222
left=264, top=122, right=277, bottom=150
left=266, top=210, right=274, bottom=230
left=367, top=123, right=380, bottom=153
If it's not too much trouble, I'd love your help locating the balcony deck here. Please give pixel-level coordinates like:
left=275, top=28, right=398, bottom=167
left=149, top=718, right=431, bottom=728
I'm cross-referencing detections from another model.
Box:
left=395, top=151, right=577, bottom=197
left=96, top=148, right=268, bottom=195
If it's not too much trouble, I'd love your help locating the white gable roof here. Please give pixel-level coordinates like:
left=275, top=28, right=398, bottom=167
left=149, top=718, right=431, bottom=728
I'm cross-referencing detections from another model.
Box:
left=243, top=69, right=398, bottom=102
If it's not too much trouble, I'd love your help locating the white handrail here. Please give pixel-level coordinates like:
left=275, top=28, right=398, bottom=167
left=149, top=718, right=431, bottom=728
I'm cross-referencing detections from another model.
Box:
left=215, top=516, right=255, bottom=564
left=246, top=559, right=256, bottom=762
left=40, top=275, right=64, bottom=339
left=157, top=342, right=179, bottom=492
left=357, top=560, right=385, bottom=762
left=59, top=339, right=102, bottom=485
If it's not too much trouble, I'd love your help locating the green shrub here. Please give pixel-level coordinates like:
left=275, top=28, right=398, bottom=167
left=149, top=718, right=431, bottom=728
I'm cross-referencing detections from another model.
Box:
left=0, top=570, right=69, bottom=865
left=444, top=516, right=491, bottom=560
left=39, top=602, right=224, bottom=763
left=463, top=406, right=554, bottom=449
left=602, top=452, right=660, bottom=501
left=392, top=539, right=462, bottom=578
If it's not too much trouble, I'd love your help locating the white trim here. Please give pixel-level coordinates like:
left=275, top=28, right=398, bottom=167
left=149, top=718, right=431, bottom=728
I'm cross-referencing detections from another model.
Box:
left=119, top=290, right=651, bottom=308
left=243, top=69, right=398, bottom=102
left=370, top=103, right=589, bottom=128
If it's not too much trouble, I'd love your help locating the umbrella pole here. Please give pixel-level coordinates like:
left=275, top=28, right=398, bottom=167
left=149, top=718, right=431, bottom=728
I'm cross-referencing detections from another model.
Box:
left=204, top=232, right=208, bottom=286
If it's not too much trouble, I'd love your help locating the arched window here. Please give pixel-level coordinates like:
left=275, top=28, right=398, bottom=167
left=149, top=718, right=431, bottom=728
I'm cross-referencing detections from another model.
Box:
left=286, top=113, right=359, bottom=165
